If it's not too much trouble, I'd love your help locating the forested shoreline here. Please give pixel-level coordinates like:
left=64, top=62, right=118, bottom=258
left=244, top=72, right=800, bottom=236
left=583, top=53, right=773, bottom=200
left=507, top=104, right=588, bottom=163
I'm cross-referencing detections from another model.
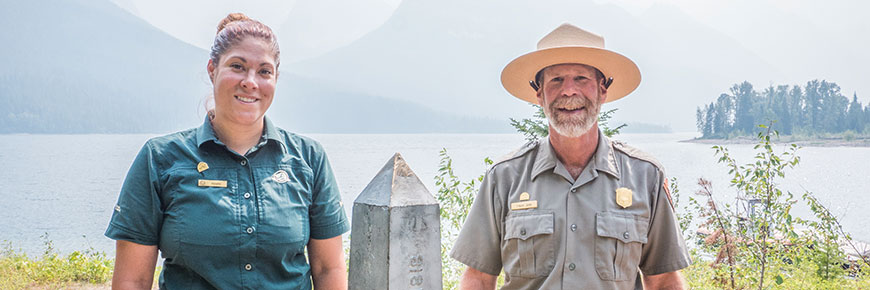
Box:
left=696, top=80, right=869, bottom=138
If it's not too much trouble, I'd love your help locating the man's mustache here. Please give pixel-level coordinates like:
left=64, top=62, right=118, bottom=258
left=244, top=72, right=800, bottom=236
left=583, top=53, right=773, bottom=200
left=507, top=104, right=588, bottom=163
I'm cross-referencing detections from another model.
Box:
left=550, top=96, right=594, bottom=110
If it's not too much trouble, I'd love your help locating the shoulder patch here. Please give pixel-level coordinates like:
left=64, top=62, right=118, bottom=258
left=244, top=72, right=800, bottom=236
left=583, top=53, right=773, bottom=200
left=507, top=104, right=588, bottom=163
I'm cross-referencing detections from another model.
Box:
left=663, top=178, right=675, bottom=210
left=490, top=139, right=540, bottom=169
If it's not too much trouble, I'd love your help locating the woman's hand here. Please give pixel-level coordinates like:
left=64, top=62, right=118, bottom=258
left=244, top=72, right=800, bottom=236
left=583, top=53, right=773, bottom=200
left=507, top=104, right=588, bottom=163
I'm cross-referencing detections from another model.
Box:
left=112, top=240, right=158, bottom=290
left=308, top=235, right=347, bottom=290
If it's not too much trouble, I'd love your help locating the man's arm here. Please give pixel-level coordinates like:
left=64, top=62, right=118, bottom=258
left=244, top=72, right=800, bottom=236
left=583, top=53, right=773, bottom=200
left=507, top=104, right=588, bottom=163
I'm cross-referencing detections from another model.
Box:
left=459, top=267, right=497, bottom=290
left=642, top=270, right=685, bottom=290
left=451, top=168, right=505, bottom=289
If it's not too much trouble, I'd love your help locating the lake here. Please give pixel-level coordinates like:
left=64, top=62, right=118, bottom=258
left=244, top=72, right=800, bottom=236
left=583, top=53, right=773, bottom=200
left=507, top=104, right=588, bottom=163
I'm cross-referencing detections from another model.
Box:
left=1, top=132, right=868, bottom=256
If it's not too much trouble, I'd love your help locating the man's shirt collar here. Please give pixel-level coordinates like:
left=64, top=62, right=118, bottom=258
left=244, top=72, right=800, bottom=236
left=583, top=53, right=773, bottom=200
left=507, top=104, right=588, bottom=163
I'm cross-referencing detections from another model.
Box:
left=531, top=130, right=621, bottom=181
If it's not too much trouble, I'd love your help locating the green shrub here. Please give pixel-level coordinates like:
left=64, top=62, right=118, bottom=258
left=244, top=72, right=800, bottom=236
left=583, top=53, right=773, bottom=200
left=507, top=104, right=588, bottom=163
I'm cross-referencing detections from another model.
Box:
left=0, top=235, right=113, bottom=289
left=680, top=124, right=870, bottom=289
left=843, top=130, right=856, bottom=141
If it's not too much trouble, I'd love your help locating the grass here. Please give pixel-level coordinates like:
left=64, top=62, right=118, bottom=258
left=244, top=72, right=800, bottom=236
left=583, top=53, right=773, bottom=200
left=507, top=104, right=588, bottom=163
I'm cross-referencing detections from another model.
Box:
left=0, top=238, right=113, bottom=290
left=6, top=236, right=870, bottom=289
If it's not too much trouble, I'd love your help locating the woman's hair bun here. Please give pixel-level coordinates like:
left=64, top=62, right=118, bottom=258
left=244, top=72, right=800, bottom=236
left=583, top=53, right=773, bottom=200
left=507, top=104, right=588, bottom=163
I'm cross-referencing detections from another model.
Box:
left=216, top=13, right=251, bottom=34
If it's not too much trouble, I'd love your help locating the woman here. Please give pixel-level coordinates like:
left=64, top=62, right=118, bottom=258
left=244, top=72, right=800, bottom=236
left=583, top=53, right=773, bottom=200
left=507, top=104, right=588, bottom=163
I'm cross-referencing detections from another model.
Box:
left=106, top=13, right=349, bottom=289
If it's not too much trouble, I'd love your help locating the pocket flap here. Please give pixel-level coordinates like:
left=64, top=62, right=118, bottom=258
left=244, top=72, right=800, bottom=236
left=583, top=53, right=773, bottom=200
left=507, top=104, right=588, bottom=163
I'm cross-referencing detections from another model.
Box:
left=595, top=212, right=649, bottom=243
left=504, top=212, right=554, bottom=241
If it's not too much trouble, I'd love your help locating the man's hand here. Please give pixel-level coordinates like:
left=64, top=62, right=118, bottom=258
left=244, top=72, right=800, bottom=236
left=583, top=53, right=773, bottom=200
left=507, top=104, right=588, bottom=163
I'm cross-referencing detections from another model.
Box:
left=459, top=267, right=497, bottom=290
left=643, top=270, right=686, bottom=290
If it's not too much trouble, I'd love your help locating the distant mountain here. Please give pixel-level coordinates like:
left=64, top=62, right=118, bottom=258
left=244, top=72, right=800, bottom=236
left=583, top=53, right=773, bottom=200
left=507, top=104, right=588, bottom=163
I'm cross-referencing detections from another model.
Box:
left=270, top=74, right=512, bottom=133
left=0, top=0, right=513, bottom=134
left=288, top=0, right=778, bottom=131
left=0, top=0, right=208, bottom=133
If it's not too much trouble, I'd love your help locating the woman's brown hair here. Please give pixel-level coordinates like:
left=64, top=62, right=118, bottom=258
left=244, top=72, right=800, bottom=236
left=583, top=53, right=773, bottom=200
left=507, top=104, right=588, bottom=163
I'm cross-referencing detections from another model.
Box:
left=209, top=13, right=280, bottom=67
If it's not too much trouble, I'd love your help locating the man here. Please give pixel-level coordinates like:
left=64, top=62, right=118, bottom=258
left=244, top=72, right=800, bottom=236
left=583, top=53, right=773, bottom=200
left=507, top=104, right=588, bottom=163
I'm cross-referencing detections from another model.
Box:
left=450, top=23, right=690, bottom=289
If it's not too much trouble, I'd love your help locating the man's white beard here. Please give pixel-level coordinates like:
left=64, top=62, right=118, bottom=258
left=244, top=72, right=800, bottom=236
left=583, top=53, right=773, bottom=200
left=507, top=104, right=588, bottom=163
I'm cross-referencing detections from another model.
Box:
left=543, top=96, right=600, bottom=138
left=548, top=117, right=595, bottom=137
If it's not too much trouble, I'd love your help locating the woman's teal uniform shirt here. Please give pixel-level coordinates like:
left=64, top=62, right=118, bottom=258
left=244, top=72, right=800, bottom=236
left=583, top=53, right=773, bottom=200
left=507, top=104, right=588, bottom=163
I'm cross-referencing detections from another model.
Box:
left=106, top=116, right=349, bottom=289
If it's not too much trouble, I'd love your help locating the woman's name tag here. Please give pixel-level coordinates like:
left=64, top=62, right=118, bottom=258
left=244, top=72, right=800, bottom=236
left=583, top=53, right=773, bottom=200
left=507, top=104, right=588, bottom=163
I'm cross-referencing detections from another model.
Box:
left=198, top=179, right=227, bottom=188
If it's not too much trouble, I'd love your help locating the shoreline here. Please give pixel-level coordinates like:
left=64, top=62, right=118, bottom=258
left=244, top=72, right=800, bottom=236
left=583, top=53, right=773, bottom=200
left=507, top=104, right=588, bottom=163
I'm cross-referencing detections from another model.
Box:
left=681, top=136, right=870, bottom=147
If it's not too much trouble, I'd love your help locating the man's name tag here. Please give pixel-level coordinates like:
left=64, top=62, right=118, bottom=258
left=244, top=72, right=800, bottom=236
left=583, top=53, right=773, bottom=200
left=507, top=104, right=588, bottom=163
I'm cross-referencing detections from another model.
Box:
left=510, top=200, right=538, bottom=210
left=198, top=179, right=227, bottom=188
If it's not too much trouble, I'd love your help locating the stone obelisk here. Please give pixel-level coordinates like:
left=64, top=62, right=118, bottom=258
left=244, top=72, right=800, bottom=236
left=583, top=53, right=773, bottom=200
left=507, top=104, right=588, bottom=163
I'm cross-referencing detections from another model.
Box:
left=349, top=153, right=442, bottom=290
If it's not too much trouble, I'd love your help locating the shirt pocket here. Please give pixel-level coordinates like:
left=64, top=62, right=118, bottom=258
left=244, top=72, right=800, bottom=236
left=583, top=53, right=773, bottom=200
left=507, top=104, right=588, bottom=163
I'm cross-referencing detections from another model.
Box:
left=256, top=165, right=312, bottom=244
left=594, top=211, right=649, bottom=281
left=172, top=169, right=239, bottom=246
left=502, top=211, right=556, bottom=278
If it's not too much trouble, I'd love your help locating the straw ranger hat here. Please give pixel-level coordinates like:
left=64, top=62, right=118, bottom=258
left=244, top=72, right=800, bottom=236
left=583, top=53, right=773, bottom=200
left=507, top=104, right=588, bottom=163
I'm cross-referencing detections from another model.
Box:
left=501, top=23, right=641, bottom=104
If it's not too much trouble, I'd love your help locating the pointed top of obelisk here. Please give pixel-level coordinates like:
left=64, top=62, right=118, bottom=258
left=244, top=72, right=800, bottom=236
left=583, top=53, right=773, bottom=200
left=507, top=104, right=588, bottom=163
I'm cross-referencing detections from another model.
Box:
left=354, top=153, right=438, bottom=207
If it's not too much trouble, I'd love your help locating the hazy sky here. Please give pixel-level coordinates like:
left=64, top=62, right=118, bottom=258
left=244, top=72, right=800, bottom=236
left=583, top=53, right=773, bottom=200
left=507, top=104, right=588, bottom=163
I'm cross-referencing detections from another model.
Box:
left=600, top=0, right=869, bottom=103
left=111, top=0, right=403, bottom=62
left=116, top=0, right=868, bottom=65
left=112, top=0, right=869, bottom=131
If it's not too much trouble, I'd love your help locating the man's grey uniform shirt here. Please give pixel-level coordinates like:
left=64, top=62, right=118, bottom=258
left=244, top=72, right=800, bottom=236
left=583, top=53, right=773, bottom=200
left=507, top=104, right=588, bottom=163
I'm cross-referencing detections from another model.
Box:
left=450, top=133, right=690, bottom=289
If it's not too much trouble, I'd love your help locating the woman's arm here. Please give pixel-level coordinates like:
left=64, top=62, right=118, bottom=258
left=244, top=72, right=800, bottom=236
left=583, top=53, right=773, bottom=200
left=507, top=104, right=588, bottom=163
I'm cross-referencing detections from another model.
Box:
left=112, top=240, right=158, bottom=290
left=308, top=235, right=347, bottom=290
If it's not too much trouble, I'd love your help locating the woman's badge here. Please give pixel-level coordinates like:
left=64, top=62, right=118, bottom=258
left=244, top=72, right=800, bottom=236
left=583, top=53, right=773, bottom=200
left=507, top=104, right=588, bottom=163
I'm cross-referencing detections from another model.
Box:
left=197, top=162, right=209, bottom=173
left=616, top=187, right=633, bottom=208
left=272, top=170, right=290, bottom=183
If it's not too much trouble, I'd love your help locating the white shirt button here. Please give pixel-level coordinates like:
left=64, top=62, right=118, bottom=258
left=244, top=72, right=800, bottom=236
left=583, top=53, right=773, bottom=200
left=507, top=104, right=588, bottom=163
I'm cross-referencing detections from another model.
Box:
left=243, top=192, right=251, bottom=199
left=245, top=264, right=252, bottom=271
left=240, top=160, right=247, bottom=166
left=246, top=227, right=254, bottom=234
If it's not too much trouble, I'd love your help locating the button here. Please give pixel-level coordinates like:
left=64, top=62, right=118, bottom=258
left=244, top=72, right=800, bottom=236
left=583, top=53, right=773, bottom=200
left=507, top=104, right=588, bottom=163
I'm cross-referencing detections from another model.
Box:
left=245, top=263, right=252, bottom=271
left=568, top=263, right=576, bottom=271
left=571, top=189, right=576, bottom=193
left=520, top=229, right=527, bottom=236
left=240, top=160, right=247, bottom=166
left=243, top=192, right=251, bottom=199
left=571, top=224, right=577, bottom=232
left=246, top=227, right=254, bottom=234
left=623, top=232, right=630, bottom=239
